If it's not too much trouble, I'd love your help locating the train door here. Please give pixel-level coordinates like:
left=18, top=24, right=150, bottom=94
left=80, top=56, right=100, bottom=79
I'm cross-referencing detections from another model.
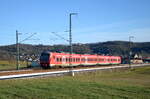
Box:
left=85, top=57, right=88, bottom=64
left=62, top=56, right=66, bottom=64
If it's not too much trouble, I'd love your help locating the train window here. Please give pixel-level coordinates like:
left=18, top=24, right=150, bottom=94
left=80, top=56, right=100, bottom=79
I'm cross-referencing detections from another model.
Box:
left=66, top=58, right=68, bottom=62
left=69, top=58, right=73, bottom=62
left=88, top=58, right=90, bottom=61
left=78, top=58, right=80, bottom=62
left=99, top=58, right=102, bottom=62
left=81, top=58, right=83, bottom=62
left=71, top=58, right=73, bottom=62
left=60, top=58, right=62, bottom=62
left=82, top=58, right=85, bottom=62
left=95, top=59, right=97, bottom=61
left=57, top=58, right=61, bottom=62
left=56, top=58, right=59, bottom=62
left=69, top=58, right=71, bottom=62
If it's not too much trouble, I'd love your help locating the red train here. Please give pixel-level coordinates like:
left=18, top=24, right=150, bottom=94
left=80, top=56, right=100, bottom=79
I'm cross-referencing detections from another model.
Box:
left=40, top=51, right=121, bottom=68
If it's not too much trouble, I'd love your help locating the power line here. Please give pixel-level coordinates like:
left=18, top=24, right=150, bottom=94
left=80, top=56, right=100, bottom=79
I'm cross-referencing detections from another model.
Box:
left=20, top=33, right=37, bottom=43
left=51, top=32, right=69, bottom=42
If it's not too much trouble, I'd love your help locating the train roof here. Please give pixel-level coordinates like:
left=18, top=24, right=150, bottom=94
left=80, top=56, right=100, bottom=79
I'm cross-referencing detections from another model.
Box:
left=41, top=51, right=121, bottom=58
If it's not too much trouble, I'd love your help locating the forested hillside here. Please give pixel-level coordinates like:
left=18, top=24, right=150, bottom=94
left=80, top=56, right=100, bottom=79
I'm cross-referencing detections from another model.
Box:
left=0, top=41, right=150, bottom=61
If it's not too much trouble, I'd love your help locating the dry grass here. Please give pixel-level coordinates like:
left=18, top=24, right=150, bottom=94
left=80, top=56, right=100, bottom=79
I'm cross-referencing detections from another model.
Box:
left=0, top=60, right=28, bottom=70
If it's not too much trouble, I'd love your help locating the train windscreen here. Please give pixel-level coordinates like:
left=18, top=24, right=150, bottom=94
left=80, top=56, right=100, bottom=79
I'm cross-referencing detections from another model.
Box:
left=40, top=53, right=50, bottom=62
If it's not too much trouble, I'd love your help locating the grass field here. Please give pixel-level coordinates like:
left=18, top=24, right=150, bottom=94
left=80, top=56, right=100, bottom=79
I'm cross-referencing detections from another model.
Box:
left=0, top=66, right=150, bottom=99
left=0, top=60, right=28, bottom=70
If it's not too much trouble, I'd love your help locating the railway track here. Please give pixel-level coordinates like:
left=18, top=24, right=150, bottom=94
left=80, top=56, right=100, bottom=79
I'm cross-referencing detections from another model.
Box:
left=0, top=64, right=121, bottom=76
left=0, top=64, right=149, bottom=80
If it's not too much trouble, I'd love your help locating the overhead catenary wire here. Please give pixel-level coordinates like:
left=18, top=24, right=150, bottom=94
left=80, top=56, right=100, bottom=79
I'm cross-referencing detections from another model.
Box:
left=19, top=33, right=37, bottom=43
left=51, top=32, right=69, bottom=42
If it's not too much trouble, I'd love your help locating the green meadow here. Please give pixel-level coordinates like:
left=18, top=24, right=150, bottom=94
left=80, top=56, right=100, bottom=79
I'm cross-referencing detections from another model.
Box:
left=0, top=66, right=150, bottom=99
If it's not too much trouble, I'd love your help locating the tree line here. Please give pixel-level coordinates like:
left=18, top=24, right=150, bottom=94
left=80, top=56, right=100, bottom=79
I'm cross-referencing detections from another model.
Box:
left=0, top=41, right=150, bottom=61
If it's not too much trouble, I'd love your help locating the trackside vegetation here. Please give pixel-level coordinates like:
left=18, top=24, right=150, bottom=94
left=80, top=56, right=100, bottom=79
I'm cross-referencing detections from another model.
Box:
left=0, top=66, right=150, bottom=99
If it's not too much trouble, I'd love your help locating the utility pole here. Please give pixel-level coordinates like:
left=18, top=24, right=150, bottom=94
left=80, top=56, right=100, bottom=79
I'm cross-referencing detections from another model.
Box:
left=129, top=36, right=134, bottom=68
left=16, top=30, right=37, bottom=70
left=16, top=30, right=20, bottom=70
left=69, top=13, right=77, bottom=76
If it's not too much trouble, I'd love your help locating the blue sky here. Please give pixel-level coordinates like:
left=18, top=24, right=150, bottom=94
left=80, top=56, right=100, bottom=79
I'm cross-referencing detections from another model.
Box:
left=0, top=0, right=150, bottom=45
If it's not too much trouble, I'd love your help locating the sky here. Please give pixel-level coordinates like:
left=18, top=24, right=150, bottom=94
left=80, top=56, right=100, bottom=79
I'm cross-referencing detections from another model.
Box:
left=0, top=0, right=150, bottom=45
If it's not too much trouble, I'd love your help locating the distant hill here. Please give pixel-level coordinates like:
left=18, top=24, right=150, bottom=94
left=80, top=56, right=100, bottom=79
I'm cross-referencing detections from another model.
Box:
left=0, top=41, right=150, bottom=61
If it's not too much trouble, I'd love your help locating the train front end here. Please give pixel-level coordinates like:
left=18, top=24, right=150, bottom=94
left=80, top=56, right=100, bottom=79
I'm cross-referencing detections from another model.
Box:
left=40, top=51, right=51, bottom=68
